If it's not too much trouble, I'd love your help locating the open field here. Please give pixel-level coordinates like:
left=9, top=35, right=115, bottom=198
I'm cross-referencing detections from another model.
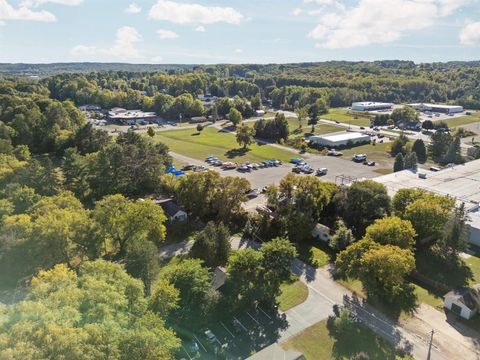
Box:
left=321, top=108, right=372, bottom=127
left=341, top=141, right=394, bottom=170
left=277, top=280, right=309, bottom=312
left=154, top=127, right=294, bottom=163
left=282, top=319, right=412, bottom=360
left=443, top=112, right=480, bottom=128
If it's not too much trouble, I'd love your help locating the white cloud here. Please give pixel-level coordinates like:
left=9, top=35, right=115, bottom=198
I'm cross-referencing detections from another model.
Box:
left=71, top=26, right=143, bottom=60
left=157, top=28, right=179, bottom=39
left=149, top=0, right=244, bottom=25
left=292, top=8, right=302, bottom=16
left=234, top=48, right=242, bottom=53
left=125, top=2, right=141, bottom=14
left=460, top=21, right=480, bottom=45
left=0, top=0, right=56, bottom=21
left=308, top=0, right=474, bottom=49
left=195, top=25, right=205, bottom=32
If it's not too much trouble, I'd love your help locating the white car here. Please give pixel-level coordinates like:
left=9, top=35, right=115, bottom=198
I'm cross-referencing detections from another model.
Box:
left=204, top=330, right=218, bottom=344
left=352, top=154, right=367, bottom=162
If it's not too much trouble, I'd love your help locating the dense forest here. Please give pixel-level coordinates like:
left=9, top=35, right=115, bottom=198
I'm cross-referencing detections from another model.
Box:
left=2, top=60, right=480, bottom=108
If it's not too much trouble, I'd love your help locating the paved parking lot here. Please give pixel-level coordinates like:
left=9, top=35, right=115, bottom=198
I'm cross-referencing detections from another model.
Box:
left=179, top=305, right=288, bottom=360
left=171, top=151, right=380, bottom=190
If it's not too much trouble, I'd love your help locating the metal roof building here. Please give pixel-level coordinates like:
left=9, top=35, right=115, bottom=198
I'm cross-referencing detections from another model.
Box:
left=309, top=132, right=371, bottom=147
left=351, top=102, right=394, bottom=111
left=373, top=160, right=480, bottom=246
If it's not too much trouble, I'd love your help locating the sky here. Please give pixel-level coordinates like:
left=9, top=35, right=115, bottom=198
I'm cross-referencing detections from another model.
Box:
left=1, top=0, right=480, bottom=64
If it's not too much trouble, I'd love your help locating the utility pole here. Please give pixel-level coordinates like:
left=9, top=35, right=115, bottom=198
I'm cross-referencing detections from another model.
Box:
left=427, top=329, right=434, bottom=360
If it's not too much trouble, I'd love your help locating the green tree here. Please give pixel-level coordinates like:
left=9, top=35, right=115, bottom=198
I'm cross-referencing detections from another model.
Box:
left=430, top=131, right=452, bottom=163
left=260, top=237, right=297, bottom=281
left=444, top=136, right=464, bottom=164
left=92, top=195, right=167, bottom=258
left=149, top=278, right=180, bottom=318
left=338, top=180, right=391, bottom=237
left=393, top=153, right=405, bottom=172
left=236, top=124, right=255, bottom=149
left=189, top=221, right=231, bottom=268
left=295, top=107, right=309, bottom=129
left=436, top=203, right=469, bottom=259
left=404, top=152, right=417, bottom=170
left=364, top=216, right=416, bottom=250
left=160, top=258, right=211, bottom=322
left=391, top=188, right=426, bottom=217
left=390, top=134, right=408, bottom=156
left=329, top=220, right=355, bottom=251
left=147, top=127, right=156, bottom=138
left=411, top=139, right=427, bottom=163
left=390, top=106, right=418, bottom=123
left=0, top=260, right=180, bottom=360
left=228, top=108, right=243, bottom=127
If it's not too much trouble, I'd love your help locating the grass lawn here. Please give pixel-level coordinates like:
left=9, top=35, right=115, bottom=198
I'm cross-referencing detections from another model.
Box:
left=282, top=320, right=412, bottom=360
left=337, top=278, right=366, bottom=298
left=342, top=141, right=393, bottom=168
left=298, top=243, right=332, bottom=268
left=154, top=127, right=294, bottom=163
left=277, top=280, right=309, bottom=312
left=413, top=284, right=443, bottom=309
left=321, top=108, right=372, bottom=127
left=465, top=253, right=480, bottom=284
left=443, top=112, right=480, bottom=128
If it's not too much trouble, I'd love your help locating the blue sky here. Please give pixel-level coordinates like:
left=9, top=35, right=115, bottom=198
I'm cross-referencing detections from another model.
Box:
left=1, top=0, right=480, bottom=64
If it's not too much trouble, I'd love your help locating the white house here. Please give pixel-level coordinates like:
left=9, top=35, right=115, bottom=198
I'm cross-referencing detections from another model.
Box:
left=157, top=199, right=188, bottom=222
left=312, top=223, right=331, bottom=243
left=444, top=285, right=480, bottom=320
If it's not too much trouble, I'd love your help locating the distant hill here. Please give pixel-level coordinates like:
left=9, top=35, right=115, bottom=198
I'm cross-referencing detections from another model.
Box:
left=0, top=62, right=196, bottom=76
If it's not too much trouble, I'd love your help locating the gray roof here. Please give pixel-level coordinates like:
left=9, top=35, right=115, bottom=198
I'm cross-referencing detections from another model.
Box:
left=156, top=199, right=184, bottom=217
left=445, top=285, right=480, bottom=311
left=211, top=267, right=227, bottom=291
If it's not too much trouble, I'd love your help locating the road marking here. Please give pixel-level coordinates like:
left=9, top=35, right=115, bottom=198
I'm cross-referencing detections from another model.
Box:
left=181, top=346, right=193, bottom=360
left=193, top=335, right=207, bottom=353
left=220, top=321, right=235, bottom=339
left=246, top=311, right=260, bottom=325
left=233, top=316, right=248, bottom=332
left=257, top=306, right=272, bottom=320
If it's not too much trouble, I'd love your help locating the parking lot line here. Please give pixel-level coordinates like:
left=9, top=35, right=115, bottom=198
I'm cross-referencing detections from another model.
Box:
left=219, top=321, right=235, bottom=339
left=181, top=345, right=193, bottom=360
left=246, top=311, right=260, bottom=325
left=233, top=316, right=248, bottom=332
left=193, top=335, right=207, bottom=353
left=257, top=306, right=272, bottom=320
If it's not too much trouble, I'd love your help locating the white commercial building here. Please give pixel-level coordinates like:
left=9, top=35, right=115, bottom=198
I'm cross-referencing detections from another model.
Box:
left=351, top=102, right=394, bottom=111
left=409, top=103, right=464, bottom=114
left=309, top=132, right=371, bottom=148
left=108, top=108, right=158, bottom=124
left=373, top=160, right=480, bottom=247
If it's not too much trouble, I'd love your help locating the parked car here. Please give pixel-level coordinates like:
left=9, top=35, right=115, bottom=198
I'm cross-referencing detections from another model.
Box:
left=366, top=161, right=376, bottom=166
left=188, top=340, right=199, bottom=353
left=238, top=165, right=251, bottom=172
left=316, top=168, right=328, bottom=176
left=204, top=330, right=218, bottom=344
left=193, top=165, right=208, bottom=172
left=360, top=126, right=365, bottom=130
left=246, top=189, right=260, bottom=199
left=222, top=162, right=237, bottom=170
left=292, top=166, right=302, bottom=173
left=212, top=160, right=223, bottom=166
left=430, top=166, right=440, bottom=172
left=181, top=164, right=196, bottom=171
left=352, top=154, right=367, bottom=162
left=302, top=166, right=314, bottom=174
left=290, top=158, right=305, bottom=165
left=327, top=149, right=343, bottom=157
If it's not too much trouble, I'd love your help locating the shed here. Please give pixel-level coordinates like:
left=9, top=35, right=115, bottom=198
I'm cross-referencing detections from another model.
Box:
left=444, top=285, right=480, bottom=320
left=211, top=267, right=227, bottom=291
left=156, top=199, right=188, bottom=222
left=312, top=223, right=331, bottom=243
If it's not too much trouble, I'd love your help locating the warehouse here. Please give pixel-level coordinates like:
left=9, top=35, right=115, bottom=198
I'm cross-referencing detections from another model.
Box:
left=309, top=132, right=370, bottom=148
left=409, top=103, right=464, bottom=114
left=351, top=102, right=394, bottom=111
left=108, top=108, right=158, bottom=124
left=373, top=160, right=480, bottom=246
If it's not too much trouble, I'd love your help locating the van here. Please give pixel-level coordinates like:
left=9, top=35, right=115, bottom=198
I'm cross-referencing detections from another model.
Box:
left=418, top=173, right=427, bottom=179
left=429, top=166, right=440, bottom=172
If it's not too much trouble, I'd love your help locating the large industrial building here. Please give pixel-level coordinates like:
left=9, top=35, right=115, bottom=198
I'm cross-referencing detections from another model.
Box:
left=409, top=103, right=464, bottom=114
left=373, top=160, right=480, bottom=247
left=108, top=108, right=158, bottom=124
left=351, top=102, right=394, bottom=111
left=309, top=132, right=371, bottom=148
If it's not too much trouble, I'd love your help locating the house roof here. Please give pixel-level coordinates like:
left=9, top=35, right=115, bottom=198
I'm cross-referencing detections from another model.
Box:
left=156, top=199, right=184, bottom=217
left=211, top=267, right=227, bottom=291
left=445, top=285, right=480, bottom=311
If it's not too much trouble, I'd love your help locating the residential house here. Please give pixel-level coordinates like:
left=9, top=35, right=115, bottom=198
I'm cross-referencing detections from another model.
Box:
left=156, top=199, right=188, bottom=222
left=444, top=285, right=480, bottom=320
left=211, top=267, right=227, bottom=291
left=312, top=223, right=331, bottom=243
